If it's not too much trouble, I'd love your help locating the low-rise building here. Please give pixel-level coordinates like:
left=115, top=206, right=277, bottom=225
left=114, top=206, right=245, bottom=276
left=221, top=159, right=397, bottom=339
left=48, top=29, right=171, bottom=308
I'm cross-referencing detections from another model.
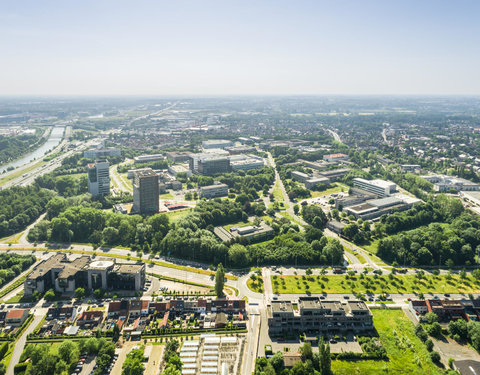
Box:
left=24, top=255, right=145, bottom=296
left=267, top=298, right=373, bottom=335
left=134, top=154, right=165, bottom=164
left=323, top=153, right=349, bottom=163
left=422, top=175, right=480, bottom=192
left=202, top=140, right=233, bottom=149
left=199, top=183, right=229, bottom=198
left=6, top=309, right=29, bottom=327
left=166, top=151, right=192, bottom=163
left=214, top=223, right=274, bottom=243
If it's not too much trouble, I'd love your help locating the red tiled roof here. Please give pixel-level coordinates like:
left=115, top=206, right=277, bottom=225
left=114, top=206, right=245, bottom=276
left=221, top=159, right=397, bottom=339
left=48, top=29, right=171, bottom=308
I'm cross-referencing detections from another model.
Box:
left=6, top=309, right=27, bottom=320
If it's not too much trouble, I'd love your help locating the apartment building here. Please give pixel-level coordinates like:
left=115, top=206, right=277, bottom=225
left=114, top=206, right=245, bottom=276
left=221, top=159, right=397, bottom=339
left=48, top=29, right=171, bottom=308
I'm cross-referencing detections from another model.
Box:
left=267, top=298, right=373, bottom=335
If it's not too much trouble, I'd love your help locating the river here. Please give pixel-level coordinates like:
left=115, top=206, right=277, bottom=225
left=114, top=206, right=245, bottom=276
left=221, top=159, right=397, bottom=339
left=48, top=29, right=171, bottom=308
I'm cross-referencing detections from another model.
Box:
left=0, top=126, right=65, bottom=173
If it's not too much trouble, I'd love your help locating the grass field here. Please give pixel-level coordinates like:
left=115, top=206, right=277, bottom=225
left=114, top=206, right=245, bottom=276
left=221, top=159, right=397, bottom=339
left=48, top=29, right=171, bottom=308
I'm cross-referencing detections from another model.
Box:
left=310, top=183, right=348, bottom=198
left=247, top=276, right=264, bottom=293
left=224, top=220, right=251, bottom=231
left=159, top=193, right=174, bottom=199
left=272, top=187, right=284, bottom=201
left=164, top=208, right=193, bottom=223
left=333, top=309, right=442, bottom=375
left=273, top=273, right=480, bottom=294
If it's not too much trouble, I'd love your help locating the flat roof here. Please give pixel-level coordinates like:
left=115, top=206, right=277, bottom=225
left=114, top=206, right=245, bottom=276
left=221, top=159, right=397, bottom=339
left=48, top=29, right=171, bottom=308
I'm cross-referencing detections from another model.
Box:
left=271, top=301, right=294, bottom=313
left=89, top=260, right=114, bottom=269
left=28, top=253, right=65, bottom=279
left=58, top=256, right=90, bottom=279
left=114, top=263, right=144, bottom=274
left=354, top=177, right=396, bottom=188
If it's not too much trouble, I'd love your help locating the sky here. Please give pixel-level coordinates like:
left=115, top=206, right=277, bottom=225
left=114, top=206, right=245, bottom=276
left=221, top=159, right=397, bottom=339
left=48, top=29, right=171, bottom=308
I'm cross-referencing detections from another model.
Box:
left=1, top=0, right=479, bottom=96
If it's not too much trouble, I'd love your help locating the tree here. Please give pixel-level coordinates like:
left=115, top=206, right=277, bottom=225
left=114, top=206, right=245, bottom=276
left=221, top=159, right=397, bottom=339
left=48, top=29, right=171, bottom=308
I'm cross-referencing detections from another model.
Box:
left=269, top=352, right=284, bottom=373
left=58, top=340, right=78, bottom=364
left=75, top=287, right=86, bottom=300
left=122, top=348, right=145, bottom=375
left=305, top=268, right=313, bottom=276
left=425, top=339, right=434, bottom=352
left=94, top=288, right=104, bottom=299
left=44, top=289, right=55, bottom=301
left=293, top=204, right=300, bottom=215
left=300, top=342, right=313, bottom=361
left=215, top=263, right=225, bottom=298
left=228, top=244, right=248, bottom=267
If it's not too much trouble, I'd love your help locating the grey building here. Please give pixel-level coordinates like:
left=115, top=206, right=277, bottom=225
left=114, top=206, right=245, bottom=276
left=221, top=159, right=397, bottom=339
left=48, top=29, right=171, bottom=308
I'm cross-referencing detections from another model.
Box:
left=267, top=298, right=373, bottom=335
left=24, top=255, right=145, bottom=296
left=133, top=168, right=159, bottom=214
left=189, top=154, right=231, bottom=175
left=199, top=183, right=229, bottom=198
left=88, top=159, right=110, bottom=197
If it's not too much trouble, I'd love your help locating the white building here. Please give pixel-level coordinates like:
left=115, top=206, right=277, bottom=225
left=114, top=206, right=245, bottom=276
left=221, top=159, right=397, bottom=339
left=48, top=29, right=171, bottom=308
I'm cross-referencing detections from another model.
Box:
left=88, top=160, right=110, bottom=197
left=202, top=140, right=233, bottom=149
left=421, top=175, right=480, bottom=192
left=134, top=154, right=165, bottom=164
left=353, top=178, right=396, bottom=197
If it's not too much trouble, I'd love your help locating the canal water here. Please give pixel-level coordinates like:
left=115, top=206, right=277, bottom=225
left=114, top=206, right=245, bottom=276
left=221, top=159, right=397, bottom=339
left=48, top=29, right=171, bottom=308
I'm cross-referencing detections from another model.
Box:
left=0, top=126, right=65, bottom=173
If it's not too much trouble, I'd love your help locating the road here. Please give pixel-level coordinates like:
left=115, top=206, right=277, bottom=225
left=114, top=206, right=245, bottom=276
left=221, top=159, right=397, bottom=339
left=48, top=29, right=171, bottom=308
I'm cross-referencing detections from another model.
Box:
left=7, top=304, right=47, bottom=375
left=327, top=128, right=342, bottom=143
left=243, top=312, right=260, bottom=375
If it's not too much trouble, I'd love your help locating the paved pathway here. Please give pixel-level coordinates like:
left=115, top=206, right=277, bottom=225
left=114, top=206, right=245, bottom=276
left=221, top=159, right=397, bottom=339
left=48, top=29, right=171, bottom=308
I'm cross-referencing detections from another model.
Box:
left=7, top=305, right=47, bottom=375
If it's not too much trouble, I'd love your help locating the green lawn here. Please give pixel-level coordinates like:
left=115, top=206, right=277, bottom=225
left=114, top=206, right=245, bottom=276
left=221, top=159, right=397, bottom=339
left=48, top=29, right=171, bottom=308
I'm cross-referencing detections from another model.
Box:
left=164, top=208, right=193, bottom=223
left=310, top=183, right=348, bottom=198
left=343, top=247, right=367, bottom=264
left=247, top=276, right=264, bottom=293
left=277, top=211, right=304, bottom=227
left=159, top=193, right=174, bottom=199
left=273, top=273, right=480, bottom=294
left=224, top=220, right=251, bottom=231
left=333, top=309, right=443, bottom=375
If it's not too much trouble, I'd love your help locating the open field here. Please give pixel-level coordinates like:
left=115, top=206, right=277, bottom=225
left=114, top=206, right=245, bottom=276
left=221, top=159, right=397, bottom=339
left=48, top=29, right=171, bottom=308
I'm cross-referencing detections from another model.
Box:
left=163, top=208, right=193, bottom=223
left=272, top=273, right=480, bottom=294
left=310, top=183, right=348, bottom=198
left=333, top=309, right=442, bottom=375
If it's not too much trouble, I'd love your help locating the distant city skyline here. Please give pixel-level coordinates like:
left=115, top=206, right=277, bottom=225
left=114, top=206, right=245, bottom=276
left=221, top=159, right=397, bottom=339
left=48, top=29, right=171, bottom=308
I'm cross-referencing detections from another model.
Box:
left=1, top=0, right=480, bottom=96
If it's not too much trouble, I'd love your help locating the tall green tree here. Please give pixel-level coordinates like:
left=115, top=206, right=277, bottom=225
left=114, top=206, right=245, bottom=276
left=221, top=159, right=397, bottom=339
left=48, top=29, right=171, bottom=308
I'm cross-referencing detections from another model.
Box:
left=215, top=263, right=225, bottom=298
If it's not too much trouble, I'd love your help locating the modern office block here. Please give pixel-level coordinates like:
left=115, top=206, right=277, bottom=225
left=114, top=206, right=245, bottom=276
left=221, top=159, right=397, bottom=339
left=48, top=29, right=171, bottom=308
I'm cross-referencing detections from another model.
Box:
left=88, top=159, right=110, bottom=197
left=133, top=168, right=159, bottom=214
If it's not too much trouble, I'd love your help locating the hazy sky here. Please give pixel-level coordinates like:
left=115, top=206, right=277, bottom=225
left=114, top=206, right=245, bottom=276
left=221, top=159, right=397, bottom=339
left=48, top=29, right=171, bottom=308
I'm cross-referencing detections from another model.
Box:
left=1, top=0, right=479, bottom=95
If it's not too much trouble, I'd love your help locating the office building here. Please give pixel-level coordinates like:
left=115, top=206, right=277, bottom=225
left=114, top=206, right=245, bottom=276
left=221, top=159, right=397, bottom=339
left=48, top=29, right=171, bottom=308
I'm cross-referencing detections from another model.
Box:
left=353, top=178, right=396, bottom=197
left=84, top=141, right=121, bottom=159
left=24, top=254, right=145, bottom=296
left=201, top=140, right=233, bottom=149
left=199, top=183, right=229, bottom=198
left=291, top=171, right=330, bottom=189
left=229, top=154, right=264, bottom=171
left=267, top=298, right=373, bottom=336
left=319, top=168, right=351, bottom=181
left=344, top=194, right=420, bottom=221
left=88, top=159, right=110, bottom=197
left=421, top=175, right=480, bottom=192
left=166, top=151, right=191, bottom=163
left=189, top=154, right=230, bottom=175
left=134, top=154, right=165, bottom=164
left=323, top=153, right=349, bottom=163
left=133, top=168, right=159, bottom=214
